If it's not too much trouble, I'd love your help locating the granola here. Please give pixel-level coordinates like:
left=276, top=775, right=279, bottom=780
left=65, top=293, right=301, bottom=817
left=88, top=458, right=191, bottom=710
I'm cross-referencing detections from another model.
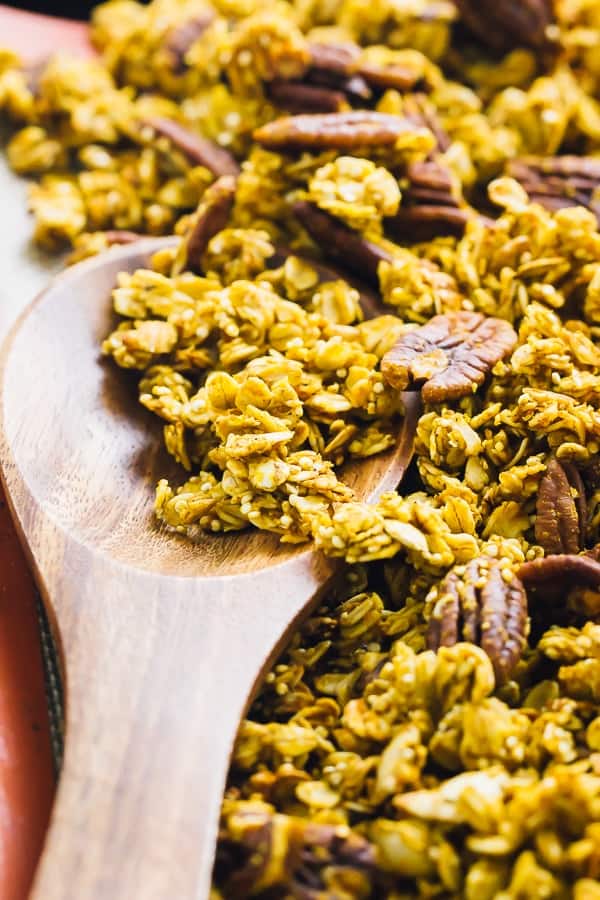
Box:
left=3, top=0, right=600, bottom=895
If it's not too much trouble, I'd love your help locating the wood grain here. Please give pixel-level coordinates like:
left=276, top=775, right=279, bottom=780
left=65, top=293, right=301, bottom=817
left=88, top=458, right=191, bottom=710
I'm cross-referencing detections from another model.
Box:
left=0, top=239, right=417, bottom=898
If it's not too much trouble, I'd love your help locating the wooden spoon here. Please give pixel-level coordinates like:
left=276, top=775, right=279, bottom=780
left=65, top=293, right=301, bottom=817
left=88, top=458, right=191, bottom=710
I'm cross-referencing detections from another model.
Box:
left=0, top=239, right=420, bottom=899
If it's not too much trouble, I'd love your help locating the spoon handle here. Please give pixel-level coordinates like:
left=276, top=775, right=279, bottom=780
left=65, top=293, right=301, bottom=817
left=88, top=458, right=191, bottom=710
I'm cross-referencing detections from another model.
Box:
left=28, top=546, right=335, bottom=899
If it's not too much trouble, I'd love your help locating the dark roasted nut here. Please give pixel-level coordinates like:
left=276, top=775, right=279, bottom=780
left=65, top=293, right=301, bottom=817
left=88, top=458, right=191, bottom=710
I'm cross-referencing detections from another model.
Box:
left=535, top=458, right=586, bottom=555
left=293, top=201, right=392, bottom=283
left=387, top=205, right=472, bottom=241
left=387, top=159, right=475, bottom=240
left=308, top=42, right=425, bottom=95
left=176, top=175, right=237, bottom=273
left=357, top=61, right=425, bottom=93
left=381, top=311, right=518, bottom=403
left=164, top=12, right=215, bottom=73
left=426, top=557, right=529, bottom=683
left=454, top=0, right=557, bottom=52
left=307, top=41, right=360, bottom=75
left=221, top=810, right=376, bottom=899
left=143, top=116, right=240, bottom=177
left=519, top=554, right=600, bottom=590
left=253, top=111, right=427, bottom=152
left=267, top=80, right=347, bottom=113
left=506, top=156, right=600, bottom=222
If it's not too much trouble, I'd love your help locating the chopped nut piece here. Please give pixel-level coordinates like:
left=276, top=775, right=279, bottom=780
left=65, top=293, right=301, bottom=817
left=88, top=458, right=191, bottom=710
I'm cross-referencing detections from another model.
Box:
left=519, top=554, right=600, bottom=590
left=293, top=200, right=392, bottom=283
left=175, top=175, right=237, bottom=273
left=267, top=80, right=347, bottom=113
left=535, top=458, right=586, bottom=555
left=426, top=556, right=528, bottom=683
left=381, top=311, right=518, bottom=403
left=144, top=116, right=240, bottom=177
left=253, top=111, right=429, bottom=152
left=455, top=0, right=557, bottom=52
left=506, top=156, right=600, bottom=222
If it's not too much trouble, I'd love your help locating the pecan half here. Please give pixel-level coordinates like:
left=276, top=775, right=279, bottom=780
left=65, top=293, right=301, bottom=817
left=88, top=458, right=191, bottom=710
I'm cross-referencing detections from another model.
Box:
left=292, top=201, right=392, bottom=283
left=177, top=175, right=237, bottom=273
left=308, top=42, right=426, bottom=95
left=519, top=554, right=600, bottom=590
left=535, top=458, right=586, bottom=555
left=506, top=156, right=600, bottom=222
left=253, top=111, right=425, bottom=152
left=144, top=117, right=240, bottom=177
left=381, top=311, right=518, bottom=403
left=164, top=12, right=215, bottom=73
left=357, top=61, right=425, bottom=93
left=307, top=41, right=360, bottom=76
left=387, top=159, right=475, bottom=241
left=304, top=46, right=372, bottom=103
left=267, top=80, right=347, bottom=113
left=455, top=0, right=557, bottom=52
left=427, top=557, right=528, bottom=683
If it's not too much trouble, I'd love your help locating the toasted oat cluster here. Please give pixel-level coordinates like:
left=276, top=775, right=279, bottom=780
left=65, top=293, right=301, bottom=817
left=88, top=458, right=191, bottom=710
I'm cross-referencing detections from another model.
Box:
left=3, top=0, right=600, bottom=896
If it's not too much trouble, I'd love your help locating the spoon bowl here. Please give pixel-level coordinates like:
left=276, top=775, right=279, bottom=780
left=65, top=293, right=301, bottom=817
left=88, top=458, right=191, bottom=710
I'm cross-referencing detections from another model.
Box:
left=0, top=239, right=419, bottom=898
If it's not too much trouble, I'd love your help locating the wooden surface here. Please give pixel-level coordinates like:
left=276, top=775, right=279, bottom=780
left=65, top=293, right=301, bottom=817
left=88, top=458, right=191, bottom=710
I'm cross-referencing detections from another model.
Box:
left=0, top=239, right=418, bottom=898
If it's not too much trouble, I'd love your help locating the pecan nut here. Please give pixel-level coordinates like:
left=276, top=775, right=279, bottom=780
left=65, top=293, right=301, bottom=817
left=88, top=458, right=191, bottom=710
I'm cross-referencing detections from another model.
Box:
left=176, top=175, right=237, bottom=273
left=143, top=116, right=240, bottom=177
left=103, top=230, right=145, bottom=245
left=455, top=0, right=557, bottom=52
left=426, top=556, right=529, bottom=683
left=535, top=457, right=586, bottom=555
left=519, top=554, right=600, bottom=591
left=293, top=201, right=392, bottom=283
left=381, top=311, right=518, bottom=403
left=387, top=159, right=476, bottom=241
left=267, top=80, right=347, bottom=113
left=253, top=111, right=428, bottom=152
left=164, top=12, right=215, bottom=73
left=506, top=156, right=600, bottom=222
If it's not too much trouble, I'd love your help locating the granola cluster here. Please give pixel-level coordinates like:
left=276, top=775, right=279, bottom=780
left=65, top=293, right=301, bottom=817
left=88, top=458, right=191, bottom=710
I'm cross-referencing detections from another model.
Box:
left=3, top=0, right=600, bottom=896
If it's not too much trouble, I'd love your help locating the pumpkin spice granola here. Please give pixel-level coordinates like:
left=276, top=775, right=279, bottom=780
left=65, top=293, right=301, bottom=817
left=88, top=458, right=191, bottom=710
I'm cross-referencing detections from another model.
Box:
left=3, top=0, right=600, bottom=896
